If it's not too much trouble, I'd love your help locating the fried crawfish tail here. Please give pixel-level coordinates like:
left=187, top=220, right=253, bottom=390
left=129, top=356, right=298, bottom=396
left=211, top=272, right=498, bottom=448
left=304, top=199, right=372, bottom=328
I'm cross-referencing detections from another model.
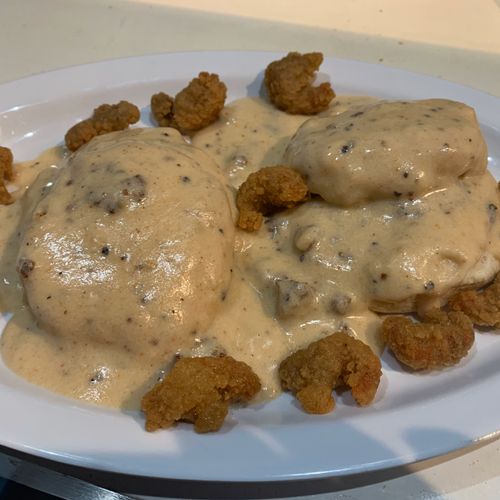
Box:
left=279, top=331, right=382, bottom=414
left=236, top=166, right=309, bottom=232
left=64, top=100, right=140, bottom=151
left=174, top=72, right=226, bottom=134
left=0, top=146, right=14, bottom=205
left=448, top=274, right=500, bottom=328
left=150, top=92, right=175, bottom=128
left=381, top=310, right=474, bottom=371
left=141, top=356, right=261, bottom=433
left=264, top=52, right=335, bottom=115
left=151, top=72, right=227, bottom=134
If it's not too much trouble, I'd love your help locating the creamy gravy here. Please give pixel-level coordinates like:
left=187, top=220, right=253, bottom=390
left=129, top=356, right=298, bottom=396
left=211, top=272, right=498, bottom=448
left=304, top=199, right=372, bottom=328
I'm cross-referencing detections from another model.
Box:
left=1, top=95, right=499, bottom=408
left=284, top=99, right=487, bottom=206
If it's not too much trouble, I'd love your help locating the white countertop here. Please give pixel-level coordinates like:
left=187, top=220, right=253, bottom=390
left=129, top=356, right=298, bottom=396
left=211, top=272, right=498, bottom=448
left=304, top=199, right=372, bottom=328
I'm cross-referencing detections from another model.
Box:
left=1, top=0, right=500, bottom=498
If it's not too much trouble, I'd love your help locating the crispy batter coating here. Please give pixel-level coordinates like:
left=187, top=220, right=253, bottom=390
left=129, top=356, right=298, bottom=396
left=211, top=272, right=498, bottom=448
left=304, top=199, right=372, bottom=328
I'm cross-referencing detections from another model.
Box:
left=279, top=332, right=382, bottom=414
left=174, top=72, right=227, bottom=133
left=141, top=356, right=261, bottom=433
left=382, top=310, right=474, bottom=370
left=0, top=183, right=12, bottom=205
left=0, top=146, right=14, bottom=205
left=64, top=100, right=140, bottom=151
left=151, top=72, right=227, bottom=134
left=0, top=146, right=14, bottom=182
left=448, top=274, right=500, bottom=328
left=236, top=166, right=309, bottom=231
left=264, top=52, right=335, bottom=115
left=151, top=92, right=175, bottom=128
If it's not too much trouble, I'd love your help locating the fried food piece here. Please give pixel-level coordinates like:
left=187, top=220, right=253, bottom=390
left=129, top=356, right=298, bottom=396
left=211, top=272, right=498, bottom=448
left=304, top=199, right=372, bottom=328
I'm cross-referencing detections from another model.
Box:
left=236, top=166, right=308, bottom=231
left=264, top=52, right=335, bottom=115
left=448, top=274, right=500, bottom=328
left=151, top=72, right=227, bottom=134
left=382, top=310, right=474, bottom=370
left=141, top=356, right=261, bottom=433
left=174, top=72, right=226, bottom=133
left=64, top=100, right=140, bottom=151
left=0, top=146, right=14, bottom=182
left=151, top=92, right=175, bottom=128
left=0, top=183, right=12, bottom=205
left=279, top=332, right=382, bottom=414
left=0, top=146, right=14, bottom=205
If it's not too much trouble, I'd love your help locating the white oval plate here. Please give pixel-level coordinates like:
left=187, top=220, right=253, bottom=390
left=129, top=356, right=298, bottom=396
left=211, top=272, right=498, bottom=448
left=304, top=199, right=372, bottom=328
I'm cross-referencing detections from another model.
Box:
left=1, top=51, right=500, bottom=483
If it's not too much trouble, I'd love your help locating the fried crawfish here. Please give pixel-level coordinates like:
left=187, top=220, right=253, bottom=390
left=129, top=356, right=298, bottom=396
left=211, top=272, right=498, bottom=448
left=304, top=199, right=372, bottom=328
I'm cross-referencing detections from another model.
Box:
left=0, top=146, right=14, bottom=205
left=448, top=274, right=500, bottom=328
left=236, top=166, right=308, bottom=231
left=151, top=92, right=175, bottom=128
left=64, top=100, right=140, bottom=151
left=151, top=72, right=226, bottom=134
left=279, top=332, right=382, bottom=414
left=141, top=356, right=261, bottom=433
left=0, top=146, right=14, bottom=182
left=382, top=310, right=474, bottom=370
left=264, top=52, right=335, bottom=115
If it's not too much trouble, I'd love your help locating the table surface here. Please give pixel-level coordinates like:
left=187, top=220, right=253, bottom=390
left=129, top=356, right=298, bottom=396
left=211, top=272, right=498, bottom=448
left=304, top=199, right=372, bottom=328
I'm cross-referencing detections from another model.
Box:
left=1, top=0, right=500, bottom=499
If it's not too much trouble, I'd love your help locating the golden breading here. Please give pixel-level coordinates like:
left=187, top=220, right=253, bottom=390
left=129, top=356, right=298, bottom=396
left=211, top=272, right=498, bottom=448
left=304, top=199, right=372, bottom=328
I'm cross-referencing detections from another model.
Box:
left=151, top=72, right=227, bottom=134
left=264, top=52, right=335, bottom=115
left=64, top=100, right=140, bottom=151
left=0, top=146, right=14, bottom=182
left=381, top=310, right=474, bottom=370
left=174, top=72, right=226, bottom=133
left=150, top=92, right=175, bottom=128
left=141, top=356, right=261, bottom=433
left=0, top=183, right=12, bottom=205
left=448, top=274, right=500, bottom=328
left=0, top=146, right=14, bottom=205
left=279, top=332, right=382, bottom=414
left=236, top=166, right=309, bottom=232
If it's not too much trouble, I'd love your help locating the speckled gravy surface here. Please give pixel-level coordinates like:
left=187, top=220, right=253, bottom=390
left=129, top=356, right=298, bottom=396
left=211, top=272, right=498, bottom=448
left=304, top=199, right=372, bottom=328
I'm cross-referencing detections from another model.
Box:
left=1, top=96, right=499, bottom=408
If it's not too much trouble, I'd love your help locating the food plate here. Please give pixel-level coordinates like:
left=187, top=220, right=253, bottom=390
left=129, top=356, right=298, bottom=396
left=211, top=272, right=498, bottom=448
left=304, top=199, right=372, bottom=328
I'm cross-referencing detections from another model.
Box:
left=1, top=51, right=500, bottom=482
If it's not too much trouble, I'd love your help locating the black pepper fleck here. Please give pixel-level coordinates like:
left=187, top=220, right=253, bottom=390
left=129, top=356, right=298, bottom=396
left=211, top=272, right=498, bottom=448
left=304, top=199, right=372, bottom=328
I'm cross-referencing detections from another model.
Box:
left=18, top=259, right=35, bottom=278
